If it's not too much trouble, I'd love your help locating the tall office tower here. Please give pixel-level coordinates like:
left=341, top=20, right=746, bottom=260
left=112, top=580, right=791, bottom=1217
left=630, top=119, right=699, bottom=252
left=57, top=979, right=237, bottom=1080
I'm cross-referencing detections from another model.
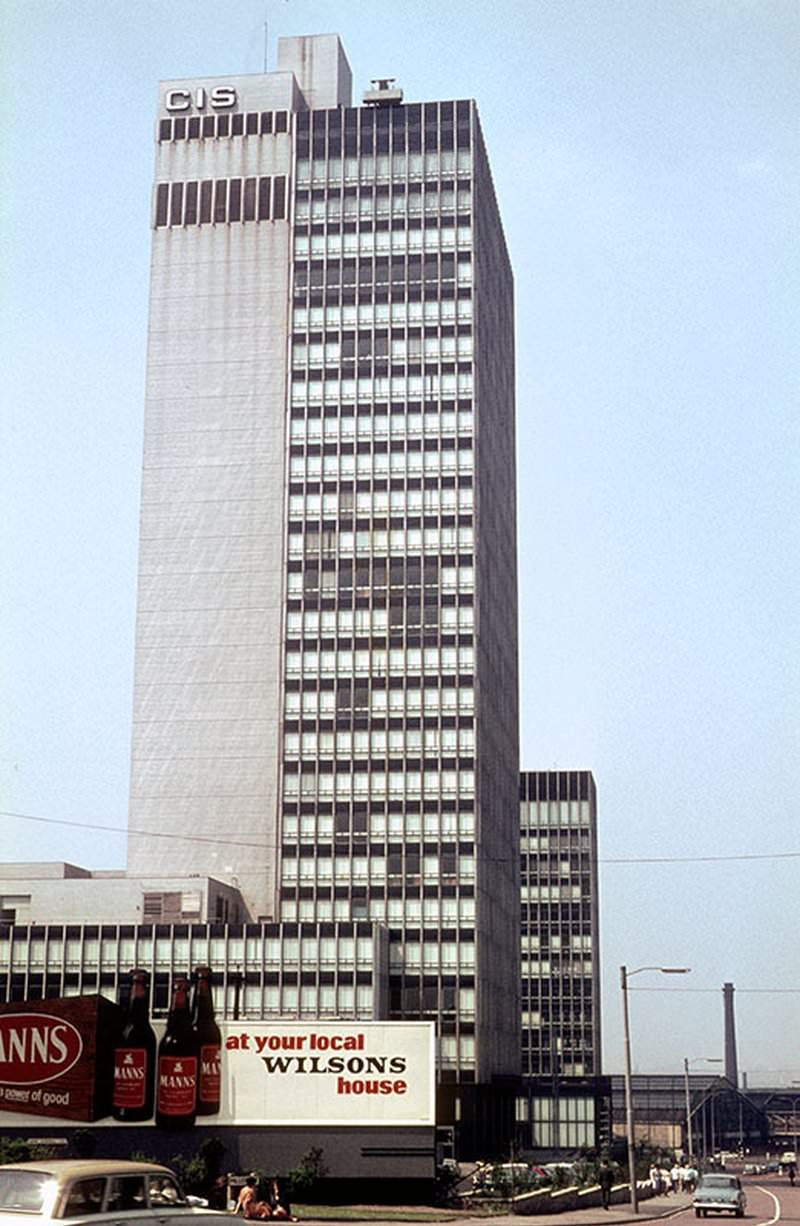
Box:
left=519, top=771, right=601, bottom=1077
left=128, top=35, right=519, bottom=1083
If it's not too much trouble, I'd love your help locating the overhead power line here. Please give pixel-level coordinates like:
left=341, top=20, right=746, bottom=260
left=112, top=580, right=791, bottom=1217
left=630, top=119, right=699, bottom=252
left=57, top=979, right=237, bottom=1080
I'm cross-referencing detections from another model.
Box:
left=3, top=809, right=800, bottom=865
left=601, top=851, right=800, bottom=864
left=630, top=987, right=800, bottom=995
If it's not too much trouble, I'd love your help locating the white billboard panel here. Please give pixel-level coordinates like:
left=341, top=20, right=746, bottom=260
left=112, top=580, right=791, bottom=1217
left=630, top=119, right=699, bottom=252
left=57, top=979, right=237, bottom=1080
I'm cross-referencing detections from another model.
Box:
left=0, top=1016, right=436, bottom=1129
left=221, top=1021, right=435, bottom=1125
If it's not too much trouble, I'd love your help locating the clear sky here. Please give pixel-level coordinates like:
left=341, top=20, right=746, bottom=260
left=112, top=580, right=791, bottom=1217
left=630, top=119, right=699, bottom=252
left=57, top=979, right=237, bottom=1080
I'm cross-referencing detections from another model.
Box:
left=2, top=0, right=798, bottom=1081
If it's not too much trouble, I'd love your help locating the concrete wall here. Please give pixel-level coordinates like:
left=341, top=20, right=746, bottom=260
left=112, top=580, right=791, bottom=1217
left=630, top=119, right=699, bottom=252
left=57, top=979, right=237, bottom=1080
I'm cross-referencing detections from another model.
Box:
left=0, top=873, right=244, bottom=924
left=127, top=70, right=305, bottom=920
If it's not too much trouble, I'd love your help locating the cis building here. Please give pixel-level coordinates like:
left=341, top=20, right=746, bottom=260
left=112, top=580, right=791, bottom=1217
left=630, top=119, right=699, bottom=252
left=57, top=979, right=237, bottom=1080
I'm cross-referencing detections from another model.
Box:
left=1, top=34, right=605, bottom=1163
left=128, top=32, right=519, bottom=1142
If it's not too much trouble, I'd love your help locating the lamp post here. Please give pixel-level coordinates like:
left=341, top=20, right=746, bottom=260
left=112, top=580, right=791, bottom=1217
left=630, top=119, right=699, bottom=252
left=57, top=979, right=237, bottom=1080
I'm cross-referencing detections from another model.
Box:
left=621, top=965, right=690, bottom=1213
left=684, top=1057, right=723, bottom=1161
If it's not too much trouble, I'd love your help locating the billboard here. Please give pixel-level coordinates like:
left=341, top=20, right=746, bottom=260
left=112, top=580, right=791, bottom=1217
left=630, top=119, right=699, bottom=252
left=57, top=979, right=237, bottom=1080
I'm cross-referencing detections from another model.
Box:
left=0, top=997, right=435, bottom=1129
left=223, top=1021, right=435, bottom=1125
left=0, top=996, right=120, bottom=1123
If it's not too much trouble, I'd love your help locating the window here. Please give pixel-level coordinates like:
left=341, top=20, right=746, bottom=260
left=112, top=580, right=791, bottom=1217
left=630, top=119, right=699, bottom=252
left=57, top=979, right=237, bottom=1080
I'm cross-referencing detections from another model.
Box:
left=155, top=183, right=169, bottom=227
left=107, top=1177, right=148, bottom=1213
left=243, top=177, right=256, bottom=221
left=274, top=176, right=287, bottom=219
left=63, top=1180, right=106, bottom=1217
left=199, top=179, right=212, bottom=224
left=258, top=177, right=271, bottom=220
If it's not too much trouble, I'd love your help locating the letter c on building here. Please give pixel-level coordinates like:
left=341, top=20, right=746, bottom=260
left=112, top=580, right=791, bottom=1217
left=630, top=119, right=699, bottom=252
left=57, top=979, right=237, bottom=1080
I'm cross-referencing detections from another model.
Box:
left=165, top=89, right=191, bottom=112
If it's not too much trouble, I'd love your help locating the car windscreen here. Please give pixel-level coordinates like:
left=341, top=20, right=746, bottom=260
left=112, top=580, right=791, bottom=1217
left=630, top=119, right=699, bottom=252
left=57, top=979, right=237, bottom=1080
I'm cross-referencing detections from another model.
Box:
left=701, top=1177, right=736, bottom=1188
left=0, top=1172, right=53, bottom=1214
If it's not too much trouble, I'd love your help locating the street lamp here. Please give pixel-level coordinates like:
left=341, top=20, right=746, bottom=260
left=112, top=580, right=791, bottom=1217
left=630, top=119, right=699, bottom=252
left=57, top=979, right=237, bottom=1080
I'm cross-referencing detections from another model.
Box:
left=790, top=1091, right=800, bottom=1161
left=684, top=1057, right=723, bottom=1162
left=621, top=965, right=691, bottom=1213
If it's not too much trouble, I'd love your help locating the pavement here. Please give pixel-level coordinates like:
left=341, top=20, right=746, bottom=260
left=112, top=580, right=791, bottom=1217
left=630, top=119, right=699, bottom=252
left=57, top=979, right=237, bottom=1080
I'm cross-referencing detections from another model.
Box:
left=305, top=1191, right=694, bottom=1226
left=482, top=1191, right=694, bottom=1225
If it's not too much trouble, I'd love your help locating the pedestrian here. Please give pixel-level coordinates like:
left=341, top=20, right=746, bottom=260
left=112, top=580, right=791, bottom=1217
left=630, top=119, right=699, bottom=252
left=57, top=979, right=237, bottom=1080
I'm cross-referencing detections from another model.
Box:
left=598, top=1163, right=614, bottom=1210
left=649, top=1164, right=661, bottom=1195
left=235, top=1177, right=271, bottom=1219
left=208, top=1176, right=228, bottom=1211
left=659, top=1167, right=671, bottom=1193
left=267, top=1178, right=296, bottom=1221
left=670, top=1163, right=681, bottom=1194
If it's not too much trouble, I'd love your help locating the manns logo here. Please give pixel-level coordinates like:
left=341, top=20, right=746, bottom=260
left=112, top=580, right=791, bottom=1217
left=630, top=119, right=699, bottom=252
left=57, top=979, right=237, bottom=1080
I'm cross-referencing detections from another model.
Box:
left=165, top=86, right=236, bottom=112
left=0, top=1014, right=83, bottom=1085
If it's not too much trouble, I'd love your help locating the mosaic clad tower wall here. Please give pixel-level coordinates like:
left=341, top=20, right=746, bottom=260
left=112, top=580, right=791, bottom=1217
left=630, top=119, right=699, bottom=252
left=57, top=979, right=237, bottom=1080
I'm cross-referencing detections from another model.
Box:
left=128, top=35, right=519, bottom=1083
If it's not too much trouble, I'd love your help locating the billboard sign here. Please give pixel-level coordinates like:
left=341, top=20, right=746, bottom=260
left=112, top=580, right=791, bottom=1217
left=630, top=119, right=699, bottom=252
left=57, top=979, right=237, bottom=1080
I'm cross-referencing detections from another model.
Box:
left=222, top=1021, right=435, bottom=1125
left=0, top=997, right=435, bottom=1129
left=0, top=997, right=120, bottom=1122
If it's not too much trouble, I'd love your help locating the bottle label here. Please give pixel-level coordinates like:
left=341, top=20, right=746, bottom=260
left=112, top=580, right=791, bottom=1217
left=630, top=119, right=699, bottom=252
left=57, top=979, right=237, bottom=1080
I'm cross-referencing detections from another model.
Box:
left=199, top=1043, right=221, bottom=1105
left=157, top=1055, right=198, bottom=1116
left=113, top=1047, right=149, bottom=1109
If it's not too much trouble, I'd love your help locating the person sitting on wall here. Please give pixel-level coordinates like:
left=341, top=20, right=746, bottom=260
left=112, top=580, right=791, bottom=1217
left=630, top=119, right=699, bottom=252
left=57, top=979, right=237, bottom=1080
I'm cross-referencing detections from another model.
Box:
left=235, top=1177, right=271, bottom=1218
left=268, top=1178, right=297, bottom=1221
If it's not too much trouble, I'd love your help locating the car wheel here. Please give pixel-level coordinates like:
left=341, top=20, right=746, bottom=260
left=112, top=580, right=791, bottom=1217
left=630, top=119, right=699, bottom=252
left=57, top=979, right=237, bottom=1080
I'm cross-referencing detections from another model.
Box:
left=695, top=1211, right=701, bottom=1218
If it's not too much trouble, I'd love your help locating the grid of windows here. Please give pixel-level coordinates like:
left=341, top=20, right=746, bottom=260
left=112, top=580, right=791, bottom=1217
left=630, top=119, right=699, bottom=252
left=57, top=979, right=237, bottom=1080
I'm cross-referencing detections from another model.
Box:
left=279, top=100, right=478, bottom=1077
left=520, top=772, right=600, bottom=1078
left=154, top=175, right=287, bottom=228
left=158, top=110, right=289, bottom=142
left=0, top=921, right=381, bottom=1020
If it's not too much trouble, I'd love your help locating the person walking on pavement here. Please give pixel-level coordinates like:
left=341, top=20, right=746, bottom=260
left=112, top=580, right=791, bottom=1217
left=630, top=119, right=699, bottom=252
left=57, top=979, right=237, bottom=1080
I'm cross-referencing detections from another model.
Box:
left=598, top=1162, right=614, bottom=1210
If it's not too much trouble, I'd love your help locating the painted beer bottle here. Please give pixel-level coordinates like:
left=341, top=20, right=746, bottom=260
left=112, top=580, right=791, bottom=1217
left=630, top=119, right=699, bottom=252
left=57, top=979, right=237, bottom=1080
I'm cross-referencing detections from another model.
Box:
left=155, top=976, right=198, bottom=1128
left=112, top=968, right=156, bottom=1121
left=192, top=965, right=221, bottom=1115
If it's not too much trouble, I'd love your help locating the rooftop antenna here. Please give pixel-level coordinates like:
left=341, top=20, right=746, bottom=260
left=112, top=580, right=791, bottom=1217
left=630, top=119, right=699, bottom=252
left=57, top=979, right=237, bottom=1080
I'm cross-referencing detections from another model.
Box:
left=264, top=1, right=289, bottom=73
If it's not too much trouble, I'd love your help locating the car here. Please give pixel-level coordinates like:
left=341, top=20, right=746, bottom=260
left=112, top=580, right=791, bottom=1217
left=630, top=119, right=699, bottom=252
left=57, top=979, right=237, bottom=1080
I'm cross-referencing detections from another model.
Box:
left=472, top=1162, right=537, bottom=1194
left=693, top=1173, right=747, bottom=1218
left=0, top=1160, right=231, bottom=1226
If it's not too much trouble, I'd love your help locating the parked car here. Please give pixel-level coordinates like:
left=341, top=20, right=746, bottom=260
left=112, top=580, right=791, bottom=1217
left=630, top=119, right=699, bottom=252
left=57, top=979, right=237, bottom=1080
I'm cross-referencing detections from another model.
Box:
left=0, top=1160, right=230, bottom=1226
left=472, top=1163, right=538, bottom=1194
left=693, top=1173, right=747, bottom=1218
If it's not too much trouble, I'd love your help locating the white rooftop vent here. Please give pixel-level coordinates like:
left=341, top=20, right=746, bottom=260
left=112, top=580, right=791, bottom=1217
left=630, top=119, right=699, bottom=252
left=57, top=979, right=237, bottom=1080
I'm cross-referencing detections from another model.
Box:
left=363, top=77, right=404, bottom=106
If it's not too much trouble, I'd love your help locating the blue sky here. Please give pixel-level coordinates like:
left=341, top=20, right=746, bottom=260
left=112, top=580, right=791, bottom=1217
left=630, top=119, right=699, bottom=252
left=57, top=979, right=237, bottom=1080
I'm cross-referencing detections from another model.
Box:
left=2, top=0, right=798, bottom=1078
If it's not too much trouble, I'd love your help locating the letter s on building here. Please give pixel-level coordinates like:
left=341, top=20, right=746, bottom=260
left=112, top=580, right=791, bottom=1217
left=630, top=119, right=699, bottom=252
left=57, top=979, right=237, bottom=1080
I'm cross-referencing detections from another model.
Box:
left=165, top=89, right=191, bottom=111
left=210, top=86, right=236, bottom=108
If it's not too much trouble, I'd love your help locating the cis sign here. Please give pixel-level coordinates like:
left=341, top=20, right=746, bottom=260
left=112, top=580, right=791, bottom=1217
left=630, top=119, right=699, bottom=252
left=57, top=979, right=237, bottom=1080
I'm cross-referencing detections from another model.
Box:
left=165, top=87, right=237, bottom=112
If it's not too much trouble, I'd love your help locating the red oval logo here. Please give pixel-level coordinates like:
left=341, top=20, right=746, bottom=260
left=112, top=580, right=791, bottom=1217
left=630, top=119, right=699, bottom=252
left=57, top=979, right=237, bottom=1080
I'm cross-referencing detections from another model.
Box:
left=0, top=1014, right=83, bottom=1085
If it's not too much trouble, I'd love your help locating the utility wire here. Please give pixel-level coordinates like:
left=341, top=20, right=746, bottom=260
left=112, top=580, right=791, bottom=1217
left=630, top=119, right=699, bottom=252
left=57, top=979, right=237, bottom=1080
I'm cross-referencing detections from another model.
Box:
left=3, top=809, right=800, bottom=865
left=630, top=987, right=800, bottom=994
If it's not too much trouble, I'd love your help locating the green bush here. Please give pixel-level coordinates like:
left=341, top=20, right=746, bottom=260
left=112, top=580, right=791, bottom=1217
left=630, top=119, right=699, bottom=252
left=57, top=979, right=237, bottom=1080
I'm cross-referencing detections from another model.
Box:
left=0, top=1138, right=33, bottom=1165
left=287, top=1147, right=328, bottom=1199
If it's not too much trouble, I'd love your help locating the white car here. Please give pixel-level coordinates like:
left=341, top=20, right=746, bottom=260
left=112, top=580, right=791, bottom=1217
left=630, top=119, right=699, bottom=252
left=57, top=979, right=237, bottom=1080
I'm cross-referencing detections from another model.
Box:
left=0, top=1160, right=230, bottom=1226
